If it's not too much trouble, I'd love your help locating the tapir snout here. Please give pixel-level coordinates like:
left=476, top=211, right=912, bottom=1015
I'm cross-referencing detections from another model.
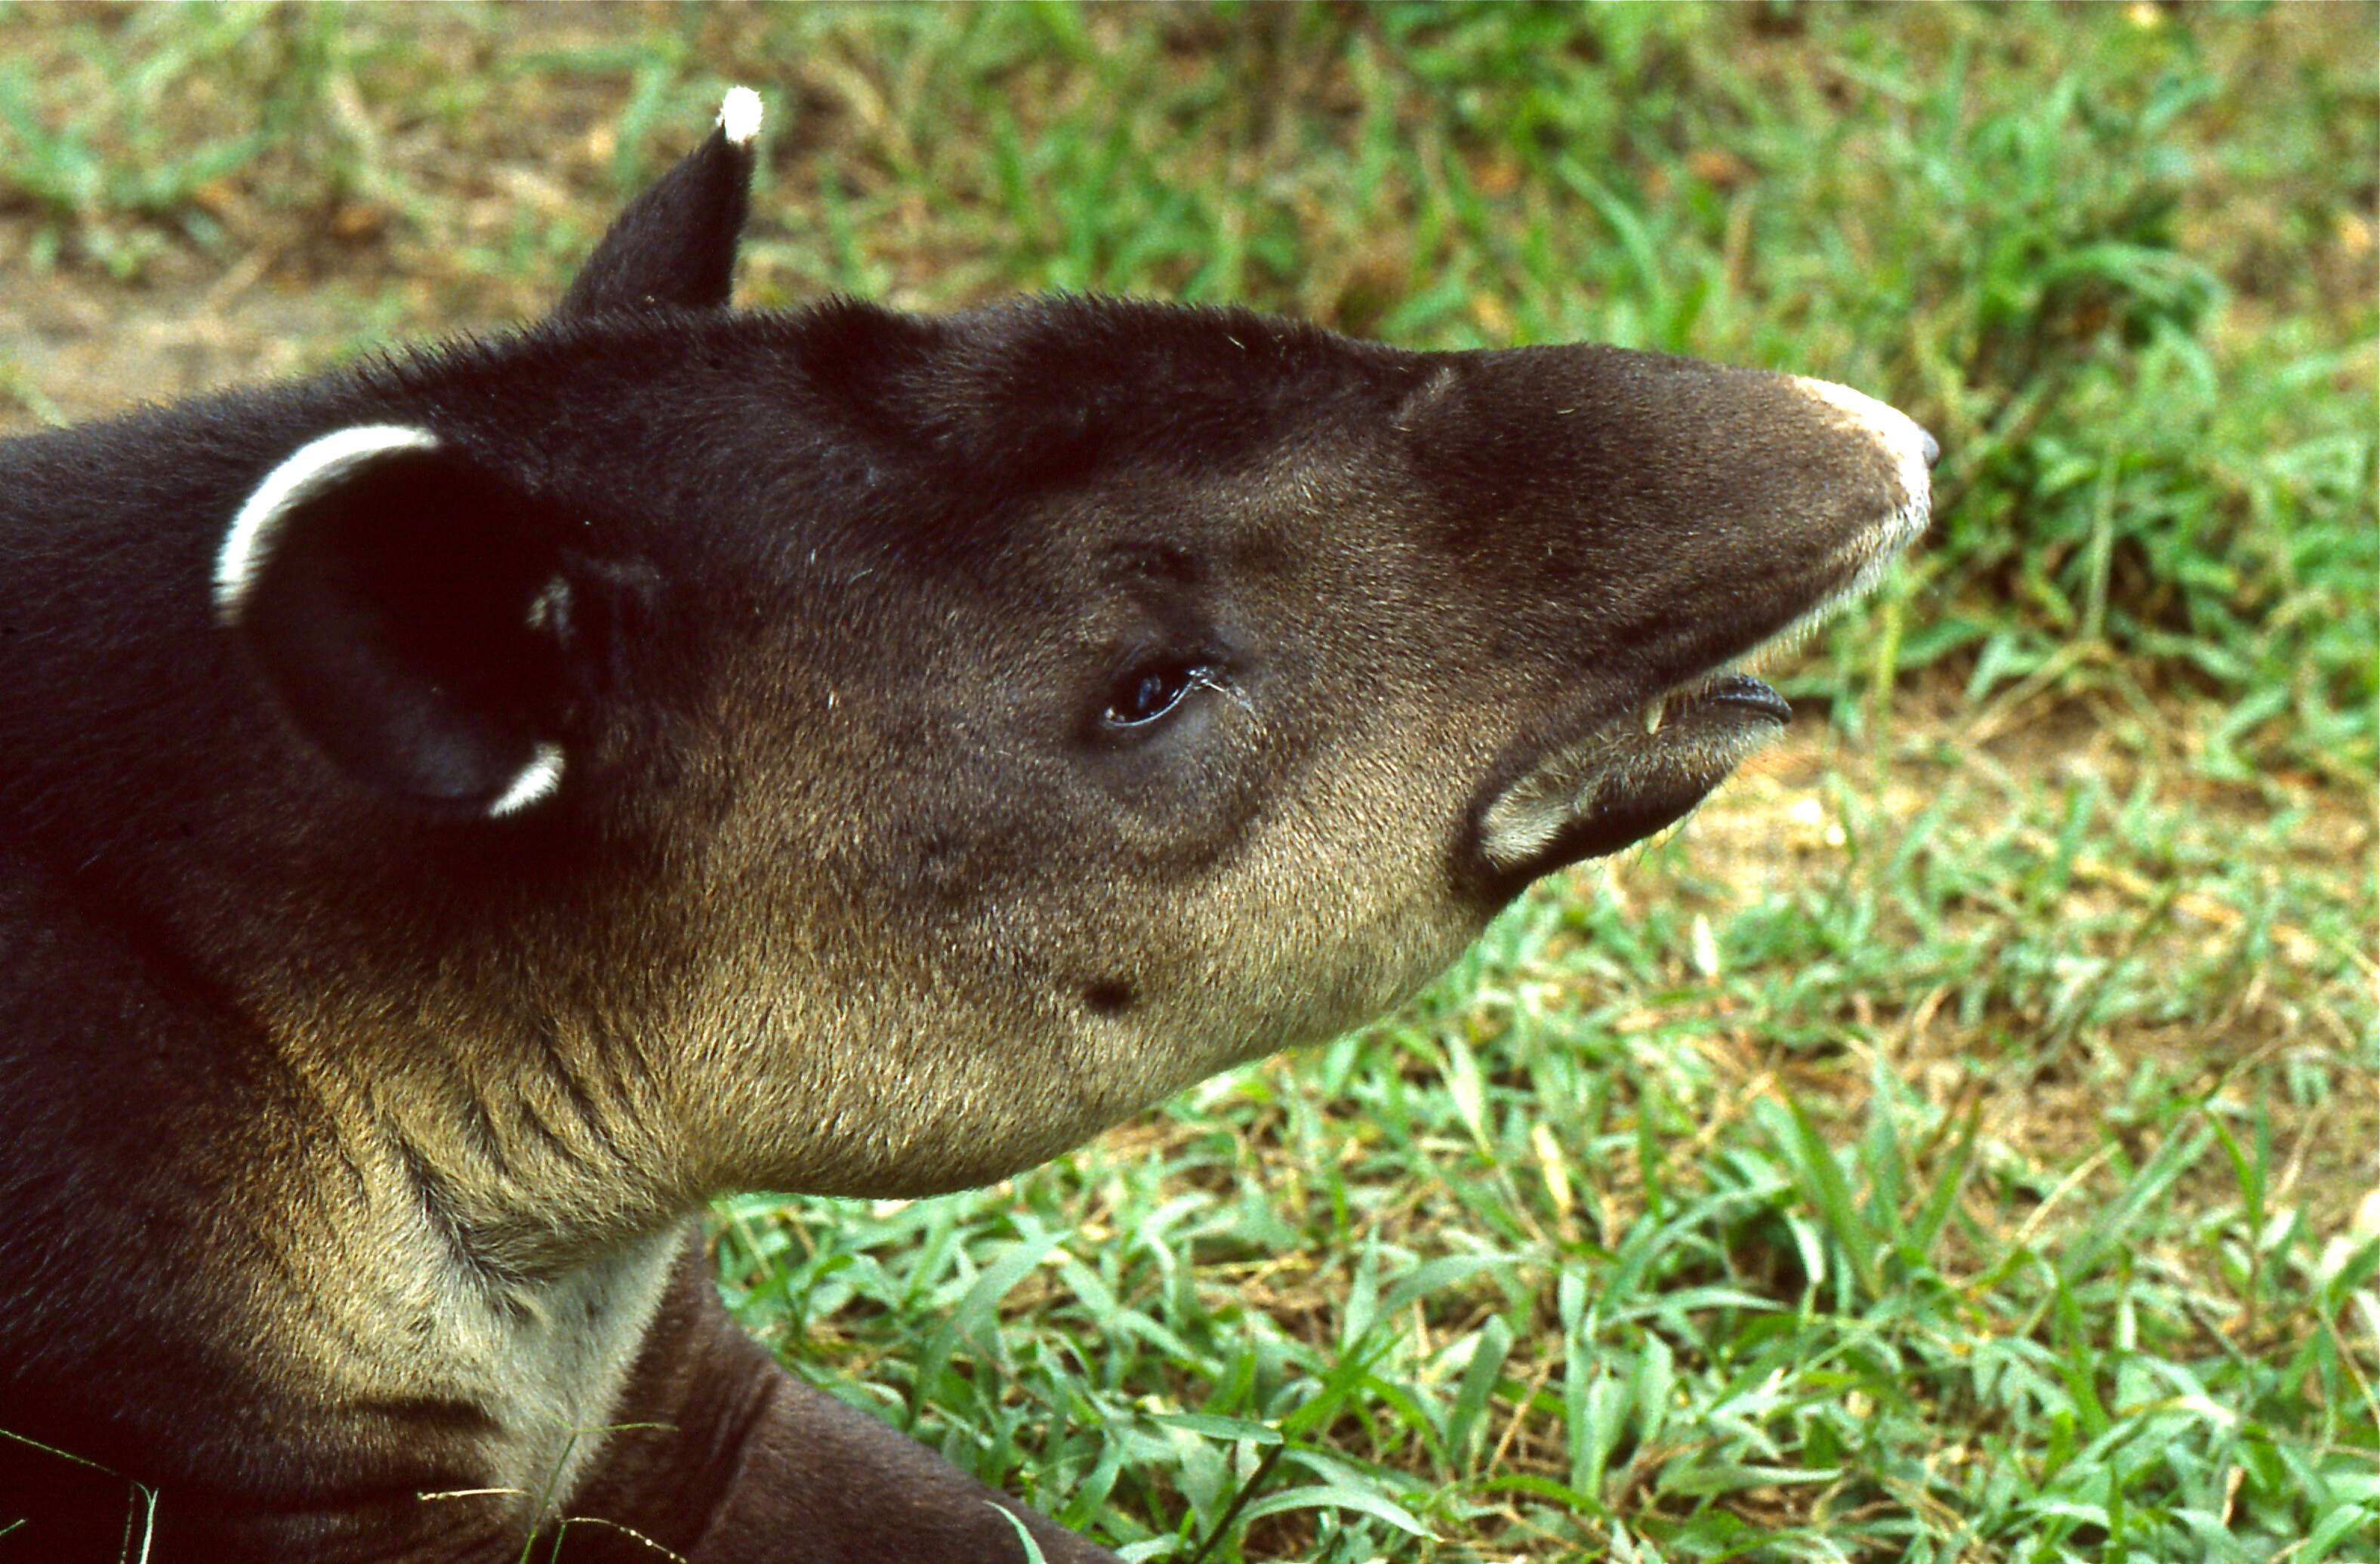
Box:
left=1390, top=344, right=1935, bottom=884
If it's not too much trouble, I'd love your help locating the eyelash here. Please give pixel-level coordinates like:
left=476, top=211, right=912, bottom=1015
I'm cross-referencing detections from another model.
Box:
left=1102, top=659, right=1217, bottom=729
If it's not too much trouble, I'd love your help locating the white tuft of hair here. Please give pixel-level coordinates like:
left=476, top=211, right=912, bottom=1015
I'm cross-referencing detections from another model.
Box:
left=718, top=86, right=763, bottom=148
left=216, top=425, right=439, bottom=626
left=1793, top=375, right=1935, bottom=526
left=489, top=742, right=566, bottom=818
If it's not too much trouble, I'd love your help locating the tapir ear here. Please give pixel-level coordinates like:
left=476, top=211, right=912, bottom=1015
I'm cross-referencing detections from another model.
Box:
left=555, top=87, right=761, bottom=319
left=215, top=425, right=576, bottom=816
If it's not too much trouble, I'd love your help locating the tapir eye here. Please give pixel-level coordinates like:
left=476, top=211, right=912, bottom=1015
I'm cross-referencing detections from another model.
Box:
left=1102, top=659, right=1213, bottom=729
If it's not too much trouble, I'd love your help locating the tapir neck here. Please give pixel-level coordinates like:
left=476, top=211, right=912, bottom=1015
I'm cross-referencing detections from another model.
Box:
left=259, top=955, right=713, bottom=1276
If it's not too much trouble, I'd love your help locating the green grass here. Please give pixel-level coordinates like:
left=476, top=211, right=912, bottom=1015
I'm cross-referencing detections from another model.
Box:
left=0, top=2, right=2370, bottom=1559
left=715, top=746, right=2373, bottom=1561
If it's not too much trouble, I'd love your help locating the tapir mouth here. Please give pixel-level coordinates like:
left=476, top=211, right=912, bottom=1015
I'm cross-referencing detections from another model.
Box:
left=1472, top=495, right=1925, bottom=882
left=1474, top=662, right=1793, bottom=878
left=1632, top=666, right=1794, bottom=748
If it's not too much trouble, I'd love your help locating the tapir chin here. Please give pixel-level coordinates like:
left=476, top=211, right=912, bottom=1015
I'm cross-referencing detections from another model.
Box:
left=0, top=91, right=1933, bottom=1561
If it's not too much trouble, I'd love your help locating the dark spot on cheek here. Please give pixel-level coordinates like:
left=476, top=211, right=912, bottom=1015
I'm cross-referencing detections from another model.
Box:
left=1083, top=980, right=1135, bottom=1016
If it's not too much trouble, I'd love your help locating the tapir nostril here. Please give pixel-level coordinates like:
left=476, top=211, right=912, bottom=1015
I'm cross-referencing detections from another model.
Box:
left=1920, top=429, right=1941, bottom=469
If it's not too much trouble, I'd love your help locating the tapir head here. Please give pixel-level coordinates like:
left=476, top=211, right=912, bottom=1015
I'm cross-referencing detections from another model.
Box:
left=180, top=94, right=1929, bottom=1225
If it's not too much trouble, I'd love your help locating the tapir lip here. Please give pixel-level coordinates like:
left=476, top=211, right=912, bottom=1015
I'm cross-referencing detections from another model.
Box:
left=1649, top=668, right=1793, bottom=730
left=1468, top=659, right=1790, bottom=886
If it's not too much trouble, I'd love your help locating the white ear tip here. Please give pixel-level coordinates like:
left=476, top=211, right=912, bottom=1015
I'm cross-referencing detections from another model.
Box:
left=489, top=743, right=566, bottom=818
left=718, top=87, right=763, bottom=147
left=216, top=424, right=439, bottom=626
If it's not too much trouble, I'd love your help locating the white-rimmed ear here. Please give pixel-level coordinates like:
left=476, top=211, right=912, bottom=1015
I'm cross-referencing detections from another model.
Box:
left=555, top=86, right=760, bottom=319
left=215, top=424, right=439, bottom=625
left=220, top=426, right=575, bottom=816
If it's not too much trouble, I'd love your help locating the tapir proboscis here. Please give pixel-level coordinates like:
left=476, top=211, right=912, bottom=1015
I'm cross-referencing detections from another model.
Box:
left=0, top=91, right=1933, bottom=1562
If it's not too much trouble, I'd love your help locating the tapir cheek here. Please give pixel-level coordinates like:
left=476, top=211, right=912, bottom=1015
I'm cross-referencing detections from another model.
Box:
left=1122, top=832, right=1484, bottom=1077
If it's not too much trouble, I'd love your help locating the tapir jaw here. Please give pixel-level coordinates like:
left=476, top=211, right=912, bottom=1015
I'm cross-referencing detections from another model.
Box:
left=1476, top=669, right=1790, bottom=873
left=1468, top=371, right=1936, bottom=881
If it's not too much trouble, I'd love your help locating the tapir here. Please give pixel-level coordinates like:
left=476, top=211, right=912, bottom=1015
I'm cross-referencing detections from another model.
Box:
left=0, top=90, right=1933, bottom=1561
